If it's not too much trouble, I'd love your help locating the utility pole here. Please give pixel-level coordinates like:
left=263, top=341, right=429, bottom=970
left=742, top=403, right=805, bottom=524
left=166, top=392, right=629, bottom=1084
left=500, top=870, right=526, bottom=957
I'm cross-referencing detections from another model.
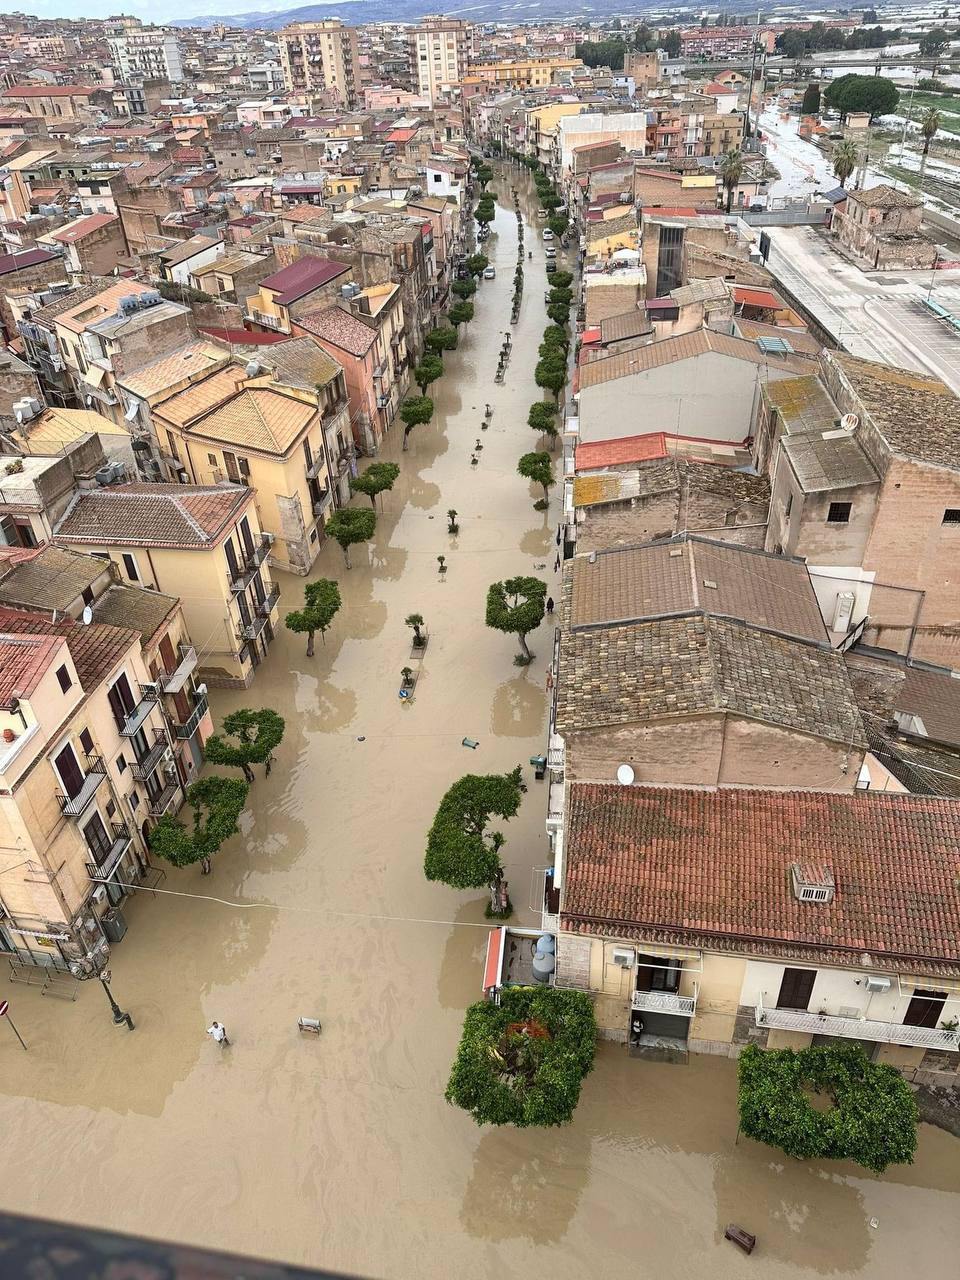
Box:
left=745, top=10, right=761, bottom=140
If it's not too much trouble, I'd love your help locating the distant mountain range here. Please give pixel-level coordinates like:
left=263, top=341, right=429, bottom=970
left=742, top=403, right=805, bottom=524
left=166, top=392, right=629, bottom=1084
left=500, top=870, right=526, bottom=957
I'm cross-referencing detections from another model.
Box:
left=171, top=0, right=662, bottom=31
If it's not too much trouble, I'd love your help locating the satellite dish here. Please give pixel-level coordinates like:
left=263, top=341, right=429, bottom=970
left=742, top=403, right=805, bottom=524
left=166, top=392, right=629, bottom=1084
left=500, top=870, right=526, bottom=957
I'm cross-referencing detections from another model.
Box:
left=82, top=605, right=93, bottom=626
left=616, top=764, right=635, bottom=786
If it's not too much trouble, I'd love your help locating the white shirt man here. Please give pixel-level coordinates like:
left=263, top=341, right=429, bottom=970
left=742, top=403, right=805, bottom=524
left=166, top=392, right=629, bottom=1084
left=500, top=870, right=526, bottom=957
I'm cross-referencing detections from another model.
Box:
left=206, top=1021, right=230, bottom=1046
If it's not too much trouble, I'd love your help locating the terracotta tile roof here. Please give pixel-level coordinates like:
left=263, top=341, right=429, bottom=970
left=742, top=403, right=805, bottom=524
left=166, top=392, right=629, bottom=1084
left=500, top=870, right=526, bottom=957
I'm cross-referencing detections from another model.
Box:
left=48, top=212, right=118, bottom=243
left=734, top=285, right=786, bottom=309
left=598, top=310, right=652, bottom=345
left=118, top=342, right=229, bottom=400
left=260, top=255, right=349, bottom=305
left=0, top=606, right=136, bottom=692
left=847, top=183, right=921, bottom=210
left=90, top=584, right=179, bottom=645
left=191, top=386, right=315, bottom=455
left=2, top=85, right=96, bottom=98
left=0, top=545, right=107, bottom=611
left=561, top=784, right=960, bottom=974
left=0, top=248, right=59, bottom=275
left=297, top=304, right=377, bottom=356
left=578, top=329, right=811, bottom=390
left=576, top=433, right=668, bottom=471
left=735, top=318, right=821, bottom=356
left=828, top=352, right=960, bottom=471
left=51, top=280, right=154, bottom=336
left=253, top=336, right=341, bottom=390
left=154, top=365, right=247, bottom=427
left=565, top=536, right=827, bottom=641
left=53, top=483, right=252, bottom=550
left=897, top=667, right=960, bottom=749
left=0, top=633, right=63, bottom=703
left=555, top=614, right=858, bottom=743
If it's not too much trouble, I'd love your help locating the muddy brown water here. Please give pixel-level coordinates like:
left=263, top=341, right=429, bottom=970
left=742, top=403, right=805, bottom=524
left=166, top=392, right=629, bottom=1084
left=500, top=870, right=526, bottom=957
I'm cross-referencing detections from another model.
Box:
left=1, top=166, right=958, bottom=1279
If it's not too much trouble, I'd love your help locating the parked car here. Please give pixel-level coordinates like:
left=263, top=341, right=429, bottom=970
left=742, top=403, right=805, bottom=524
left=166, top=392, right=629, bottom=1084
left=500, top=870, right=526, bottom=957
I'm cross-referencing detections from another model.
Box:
left=545, top=247, right=557, bottom=258
left=536, top=208, right=548, bottom=219
left=542, top=229, right=554, bottom=241
left=546, top=258, right=557, bottom=273
left=483, top=265, right=496, bottom=279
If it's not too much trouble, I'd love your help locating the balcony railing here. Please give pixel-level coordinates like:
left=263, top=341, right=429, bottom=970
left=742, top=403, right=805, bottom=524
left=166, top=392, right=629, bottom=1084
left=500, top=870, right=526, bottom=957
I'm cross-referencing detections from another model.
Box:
left=755, top=1002, right=960, bottom=1052
left=146, top=778, right=180, bottom=818
left=258, top=583, right=280, bottom=617
left=241, top=611, right=271, bottom=642
left=118, top=698, right=154, bottom=739
left=230, top=561, right=260, bottom=594
left=313, top=488, right=332, bottom=517
left=131, top=729, right=168, bottom=781
left=633, top=987, right=698, bottom=1017
left=174, top=692, right=208, bottom=740
left=246, top=535, right=271, bottom=568
left=161, top=644, right=197, bottom=694
left=305, top=456, right=325, bottom=480
left=57, top=755, right=106, bottom=817
left=85, top=823, right=131, bottom=880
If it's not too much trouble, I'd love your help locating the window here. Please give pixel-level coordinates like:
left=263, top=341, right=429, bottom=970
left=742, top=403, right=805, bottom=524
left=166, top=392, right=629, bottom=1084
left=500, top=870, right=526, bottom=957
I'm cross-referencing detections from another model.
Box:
left=827, top=502, right=851, bottom=524
left=121, top=553, right=139, bottom=582
left=784, top=492, right=793, bottom=520
left=117, top=753, right=127, bottom=774
left=56, top=663, right=72, bottom=693
left=207, top=453, right=217, bottom=466
left=79, top=728, right=94, bottom=755
left=776, top=967, right=816, bottom=1011
left=81, top=586, right=94, bottom=605
left=943, top=509, right=960, bottom=525
left=165, top=431, right=180, bottom=464
left=433, top=173, right=442, bottom=183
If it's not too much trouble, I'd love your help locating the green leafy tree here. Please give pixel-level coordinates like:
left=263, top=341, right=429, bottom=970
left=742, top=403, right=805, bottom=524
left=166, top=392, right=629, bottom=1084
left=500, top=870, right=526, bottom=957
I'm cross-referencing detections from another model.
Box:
left=486, top=575, right=546, bottom=663
left=467, top=253, right=489, bottom=275
left=528, top=400, right=559, bottom=447
left=446, top=987, right=597, bottom=1127
left=447, top=508, right=459, bottom=533
left=285, top=577, right=341, bottom=656
left=476, top=164, right=494, bottom=188
left=536, top=352, right=567, bottom=401
left=474, top=204, right=495, bottom=227
left=738, top=1043, right=919, bottom=1175
left=658, top=29, right=681, bottom=57
left=541, top=323, right=569, bottom=350
left=406, top=612, right=426, bottom=646
left=399, top=395, right=434, bottom=451
left=919, top=106, right=941, bottom=180
left=547, top=215, right=569, bottom=237
left=539, top=191, right=562, bottom=211
left=325, top=506, right=376, bottom=568
left=548, top=270, right=573, bottom=290
left=149, top=775, right=248, bottom=874
left=832, top=139, right=859, bottom=186
left=517, top=451, right=554, bottom=507
left=425, top=324, right=458, bottom=355
left=204, top=709, right=286, bottom=781
left=449, top=300, right=474, bottom=327
left=919, top=27, right=950, bottom=57
left=547, top=287, right=573, bottom=308
left=801, top=83, right=821, bottom=115
left=719, top=148, right=745, bottom=213
left=824, top=73, right=898, bottom=121
left=453, top=277, right=478, bottom=299
left=545, top=303, right=571, bottom=328
left=424, top=766, right=525, bottom=903
left=575, top=39, right=626, bottom=70
left=350, top=461, right=400, bottom=510
left=414, top=353, right=444, bottom=395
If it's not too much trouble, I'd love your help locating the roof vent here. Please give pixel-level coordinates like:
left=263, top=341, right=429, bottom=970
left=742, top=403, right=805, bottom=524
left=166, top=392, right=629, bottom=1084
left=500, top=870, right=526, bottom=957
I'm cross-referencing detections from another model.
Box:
left=791, top=863, right=835, bottom=905
left=669, top=547, right=683, bottom=558
left=702, top=578, right=718, bottom=590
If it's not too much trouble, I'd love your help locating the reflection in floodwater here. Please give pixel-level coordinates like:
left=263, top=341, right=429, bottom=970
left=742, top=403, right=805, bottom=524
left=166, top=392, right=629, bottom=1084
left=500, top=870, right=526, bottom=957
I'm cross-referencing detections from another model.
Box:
left=0, top=162, right=957, bottom=1280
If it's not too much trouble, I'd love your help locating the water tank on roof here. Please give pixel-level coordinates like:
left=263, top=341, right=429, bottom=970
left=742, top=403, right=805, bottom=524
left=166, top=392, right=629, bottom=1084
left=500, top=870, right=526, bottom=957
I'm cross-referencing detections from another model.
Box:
left=245, top=360, right=261, bottom=378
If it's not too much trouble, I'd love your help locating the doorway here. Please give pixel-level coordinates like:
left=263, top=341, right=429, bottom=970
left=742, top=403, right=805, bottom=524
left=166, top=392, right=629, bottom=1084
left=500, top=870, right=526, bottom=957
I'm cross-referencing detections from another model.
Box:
left=903, top=990, right=948, bottom=1029
left=777, top=967, right=816, bottom=1011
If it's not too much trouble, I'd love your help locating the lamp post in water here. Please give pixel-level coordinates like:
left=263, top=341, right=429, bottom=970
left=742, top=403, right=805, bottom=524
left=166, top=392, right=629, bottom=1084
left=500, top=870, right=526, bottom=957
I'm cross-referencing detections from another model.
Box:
left=99, top=969, right=134, bottom=1031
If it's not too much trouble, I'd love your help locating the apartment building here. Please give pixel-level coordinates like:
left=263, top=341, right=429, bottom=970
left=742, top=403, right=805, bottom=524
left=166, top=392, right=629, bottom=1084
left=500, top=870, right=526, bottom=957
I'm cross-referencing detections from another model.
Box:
left=278, top=20, right=361, bottom=107
left=757, top=351, right=960, bottom=665
left=0, top=605, right=181, bottom=974
left=408, top=17, right=472, bottom=106
left=555, top=784, right=960, bottom=1087
left=107, top=30, right=184, bottom=83
left=0, top=437, right=108, bottom=551
left=463, top=55, right=582, bottom=93
left=53, top=484, right=279, bottom=688
left=246, top=256, right=351, bottom=336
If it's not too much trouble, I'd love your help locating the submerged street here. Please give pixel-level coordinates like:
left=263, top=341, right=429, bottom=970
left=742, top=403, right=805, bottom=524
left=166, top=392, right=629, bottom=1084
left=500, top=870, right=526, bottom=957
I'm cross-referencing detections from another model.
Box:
left=0, top=165, right=958, bottom=1280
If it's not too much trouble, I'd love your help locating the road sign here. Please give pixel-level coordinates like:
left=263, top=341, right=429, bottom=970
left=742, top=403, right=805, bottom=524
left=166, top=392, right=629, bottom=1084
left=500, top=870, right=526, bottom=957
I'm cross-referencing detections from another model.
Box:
left=0, top=1001, right=8, bottom=1017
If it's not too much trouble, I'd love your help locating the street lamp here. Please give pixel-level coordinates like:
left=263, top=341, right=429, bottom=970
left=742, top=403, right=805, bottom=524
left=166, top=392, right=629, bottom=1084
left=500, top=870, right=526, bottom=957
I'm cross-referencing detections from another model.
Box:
left=99, top=969, right=134, bottom=1031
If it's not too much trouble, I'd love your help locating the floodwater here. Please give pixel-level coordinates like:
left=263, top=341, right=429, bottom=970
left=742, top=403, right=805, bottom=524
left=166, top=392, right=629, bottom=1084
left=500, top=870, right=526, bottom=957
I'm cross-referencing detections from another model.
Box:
left=1, top=165, right=959, bottom=1280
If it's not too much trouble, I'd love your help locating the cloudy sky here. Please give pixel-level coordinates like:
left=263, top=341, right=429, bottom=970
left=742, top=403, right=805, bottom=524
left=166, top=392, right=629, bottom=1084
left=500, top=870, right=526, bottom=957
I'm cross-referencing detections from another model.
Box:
left=29, top=0, right=361, bottom=20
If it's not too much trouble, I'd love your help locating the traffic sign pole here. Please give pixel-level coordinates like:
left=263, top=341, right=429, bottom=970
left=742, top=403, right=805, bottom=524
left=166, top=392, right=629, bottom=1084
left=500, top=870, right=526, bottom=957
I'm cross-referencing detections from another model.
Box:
left=0, top=1001, right=27, bottom=1052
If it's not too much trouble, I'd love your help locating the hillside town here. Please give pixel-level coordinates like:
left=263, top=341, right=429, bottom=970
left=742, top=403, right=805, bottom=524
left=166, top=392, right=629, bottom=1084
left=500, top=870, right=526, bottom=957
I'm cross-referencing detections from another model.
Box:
left=0, top=4, right=959, bottom=1278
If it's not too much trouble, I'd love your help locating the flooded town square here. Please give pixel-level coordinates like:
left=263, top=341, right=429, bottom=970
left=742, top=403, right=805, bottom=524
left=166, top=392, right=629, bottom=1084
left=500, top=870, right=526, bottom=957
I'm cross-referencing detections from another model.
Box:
left=1, top=168, right=959, bottom=1280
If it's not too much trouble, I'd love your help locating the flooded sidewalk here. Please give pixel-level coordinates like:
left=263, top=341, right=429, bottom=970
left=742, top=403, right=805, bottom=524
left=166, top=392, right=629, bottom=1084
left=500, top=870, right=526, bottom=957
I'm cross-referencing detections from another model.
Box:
left=0, top=163, right=957, bottom=1280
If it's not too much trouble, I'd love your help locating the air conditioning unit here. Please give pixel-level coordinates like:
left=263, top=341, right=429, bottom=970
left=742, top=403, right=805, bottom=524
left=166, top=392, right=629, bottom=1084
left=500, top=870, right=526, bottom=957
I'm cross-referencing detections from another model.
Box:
left=92, top=886, right=108, bottom=904
left=611, top=947, right=635, bottom=968
left=865, top=975, right=891, bottom=993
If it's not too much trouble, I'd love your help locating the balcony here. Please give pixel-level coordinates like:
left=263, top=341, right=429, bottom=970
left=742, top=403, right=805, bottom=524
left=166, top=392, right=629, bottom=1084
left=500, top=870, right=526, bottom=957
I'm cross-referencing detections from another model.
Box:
left=161, top=644, right=197, bottom=695
left=755, top=1002, right=960, bottom=1052
left=305, top=455, right=325, bottom=480
left=85, top=823, right=131, bottom=880
left=57, top=755, right=107, bottom=817
left=372, top=361, right=387, bottom=380
left=230, top=561, right=260, bottom=594
left=146, top=778, right=180, bottom=817
left=118, top=697, right=154, bottom=739
left=258, top=583, right=280, bottom=617
left=251, top=309, right=283, bottom=331
left=633, top=987, right=698, bottom=1017
left=131, top=729, right=168, bottom=781
left=174, top=693, right=208, bottom=740
left=246, top=534, right=271, bottom=569
left=313, top=488, right=332, bottom=517
left=241, top=611, right=271, bottom=642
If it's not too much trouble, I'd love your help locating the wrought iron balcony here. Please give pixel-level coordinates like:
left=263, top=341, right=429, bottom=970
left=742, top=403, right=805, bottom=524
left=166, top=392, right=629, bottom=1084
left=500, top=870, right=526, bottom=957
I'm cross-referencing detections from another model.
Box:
left=57, top=755, right=106, bottom=817
left=633, top=987, right=698, bottom=1017
left=258, top=583, right=281, bottom=617
left=118, top=698, right=154, bottom=739
left=230, top=561, right=260, bottom=594
left=755, top=1002, right=960, bottom=1051
left=85, top=823, right=131, bottom=880
left=312, top=489, right=331, bottom=517
left=174, top=692, right=208, bottom=740
left=305, top=455, right=325, bottom=480
left=160, top=644, right=197, bottom=694
left=146, top=778, right=180, bottom=817
left=131, top=729, right=168, bottom=781
left=241, top=611, right=271, bottom=642
left=245, top=534, right=271, bottom=569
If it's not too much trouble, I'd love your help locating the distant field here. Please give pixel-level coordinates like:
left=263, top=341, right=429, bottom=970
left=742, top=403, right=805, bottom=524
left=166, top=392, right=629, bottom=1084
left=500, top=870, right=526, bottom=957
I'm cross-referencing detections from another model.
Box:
left=900, top=90, right=960, bottom=128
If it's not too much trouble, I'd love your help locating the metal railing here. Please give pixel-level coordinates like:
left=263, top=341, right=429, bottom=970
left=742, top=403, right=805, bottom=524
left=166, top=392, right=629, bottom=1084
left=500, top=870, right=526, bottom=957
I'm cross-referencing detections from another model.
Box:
left=174, top=692, right=208, bottom=740
left=131, top=729, right=167, bottom=781
left=85, top=823, right=131, bottom=880
left=755, top=1000, right=960, bottom=1051
left=258, top=584, right=280, bottom=617
left=146, top=778, right=180, bottom=817
left=160, top=644, right=197, bottom=694
left=118, top=697, right=154, bottom=739
left=633, top=986, right=698, bottom=1017
left=57, top=755, right=106, bottom=817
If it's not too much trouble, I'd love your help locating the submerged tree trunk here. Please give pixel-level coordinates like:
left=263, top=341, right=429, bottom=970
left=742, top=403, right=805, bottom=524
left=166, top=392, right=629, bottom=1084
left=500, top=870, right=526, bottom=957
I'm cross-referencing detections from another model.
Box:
left=306, top=629, right=315, bottom=657
left=242, top=762, right=255, bottom=784
left=201, top=856, right=211, bottom=875
left=402, top=427, right=411, bottom=452
left=519, top=632, right=532, bottom=661
left=342, top=543, right=352, bottom=569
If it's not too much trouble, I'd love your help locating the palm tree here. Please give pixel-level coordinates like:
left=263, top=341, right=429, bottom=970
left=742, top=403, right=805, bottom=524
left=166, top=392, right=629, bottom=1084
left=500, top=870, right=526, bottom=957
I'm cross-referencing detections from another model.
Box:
left=832, top=139, right=858, bottom=189
left=919, top=107, right=941, bottom=182
left=719, top=149, right=744, bottom=214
